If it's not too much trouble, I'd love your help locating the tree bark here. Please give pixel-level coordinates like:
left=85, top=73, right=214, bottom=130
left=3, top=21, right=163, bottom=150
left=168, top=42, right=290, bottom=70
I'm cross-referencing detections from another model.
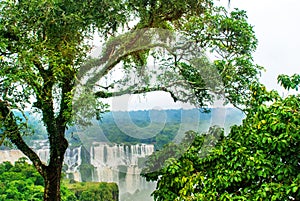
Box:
left=43, top=163, right=63, bottom=201
left=42, top=127, right=68, bottom=201
left=42, top=132, right=68, bottom=201
left=35, top=67, right=71, bottom=201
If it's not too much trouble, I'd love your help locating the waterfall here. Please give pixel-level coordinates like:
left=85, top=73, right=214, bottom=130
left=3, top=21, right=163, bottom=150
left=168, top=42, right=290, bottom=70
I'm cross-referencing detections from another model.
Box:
left=89, top=142, right=155, bottom=194
left=0, top=141, right=156, bottom=198
left=64, top=146, right=82, bottom=181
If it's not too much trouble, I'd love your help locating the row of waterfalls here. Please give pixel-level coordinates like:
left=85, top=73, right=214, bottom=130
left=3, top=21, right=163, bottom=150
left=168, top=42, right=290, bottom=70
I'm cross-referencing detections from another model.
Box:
left=0, top=140, right=156, bottom=199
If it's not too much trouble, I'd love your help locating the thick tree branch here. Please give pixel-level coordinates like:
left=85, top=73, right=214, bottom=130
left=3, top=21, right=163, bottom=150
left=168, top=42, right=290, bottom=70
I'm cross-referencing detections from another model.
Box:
left=79, top=29, right=179, bottom=88
left=0, top=99, right=46, bottom=176
left=95, top=85, right=180, bottom=102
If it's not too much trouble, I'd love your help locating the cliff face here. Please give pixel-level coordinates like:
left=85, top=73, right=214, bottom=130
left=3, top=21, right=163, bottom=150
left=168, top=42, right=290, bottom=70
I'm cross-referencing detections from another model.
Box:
left=0, top=150, right=27, bottom=164
left=0, top=141, right=156, bottom=197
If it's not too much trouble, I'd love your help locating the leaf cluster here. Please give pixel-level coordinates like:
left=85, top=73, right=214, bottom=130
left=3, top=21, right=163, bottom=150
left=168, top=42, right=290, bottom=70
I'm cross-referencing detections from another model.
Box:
left=143, top=79, right=300, bottom=200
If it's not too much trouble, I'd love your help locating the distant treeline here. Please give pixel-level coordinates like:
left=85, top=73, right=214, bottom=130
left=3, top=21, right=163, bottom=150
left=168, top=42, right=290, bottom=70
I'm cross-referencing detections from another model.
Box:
left=2, top=108, right=244, bottom=150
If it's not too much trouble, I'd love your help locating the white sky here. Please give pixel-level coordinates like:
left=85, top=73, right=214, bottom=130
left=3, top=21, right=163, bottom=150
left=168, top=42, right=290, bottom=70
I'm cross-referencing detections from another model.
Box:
left=93, top=1, right=300, bottom=110
left=227, top=0, right=300, bottom=94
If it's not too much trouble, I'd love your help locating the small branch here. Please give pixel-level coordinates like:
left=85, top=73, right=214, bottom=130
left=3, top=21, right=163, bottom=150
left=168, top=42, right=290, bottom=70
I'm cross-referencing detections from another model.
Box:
left=225, top=96, right=247, bottom=114
left=94, top=83, right=114, bottom=90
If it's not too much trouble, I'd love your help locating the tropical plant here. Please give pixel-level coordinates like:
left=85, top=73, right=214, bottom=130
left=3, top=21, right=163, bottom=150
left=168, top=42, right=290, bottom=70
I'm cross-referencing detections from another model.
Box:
left=142, top=75, right=300, bottom=200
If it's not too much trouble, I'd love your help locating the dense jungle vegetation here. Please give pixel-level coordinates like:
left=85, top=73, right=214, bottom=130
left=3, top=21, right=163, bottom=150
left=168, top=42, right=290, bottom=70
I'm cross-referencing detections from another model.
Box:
left=0, top=158, right=118, bottom=201
left=0, top=0, right=299, bottom=200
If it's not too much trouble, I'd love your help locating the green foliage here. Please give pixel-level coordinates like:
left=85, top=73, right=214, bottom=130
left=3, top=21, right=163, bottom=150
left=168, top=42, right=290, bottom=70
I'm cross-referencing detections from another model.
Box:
left=0, top=158, right=44, bottom=201
left=278, top=74, right=300, bottom=91
left=0, top=0, right=128, bottom=198
left=0, top=158, right=77, bottom=201
left=0, top=0, right=262, bottom=199
left=181, top=6, right=262, bottom=107
left=128, top=0, right=214, bottom=30
left=143, top=78, right=300, bottom=200
left=0, top=159, right=118, bottom=201
left=85, top=2, right=261, bottom=111
left=72, top=108, right=242, bottom=150
left=66, top=181, right=118, bottom=201
left=142, top=127, right=224, bottom=200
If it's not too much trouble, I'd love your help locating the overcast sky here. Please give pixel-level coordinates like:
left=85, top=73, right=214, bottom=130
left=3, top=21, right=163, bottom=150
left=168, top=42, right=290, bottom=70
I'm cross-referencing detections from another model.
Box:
left=228, top=0, right=300, bottom=94
left=94, top=1, right=300, bottom=110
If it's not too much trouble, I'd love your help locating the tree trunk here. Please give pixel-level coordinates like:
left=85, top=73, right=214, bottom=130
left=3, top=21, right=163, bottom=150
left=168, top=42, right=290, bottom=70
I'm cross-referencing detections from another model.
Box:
left=38, top=69, right=71, bottom=201
left=42, top=132, right=68, bottom=201
left=42, top=129, right=68, bottom=201
left=43, top=163, right=63, bottom=201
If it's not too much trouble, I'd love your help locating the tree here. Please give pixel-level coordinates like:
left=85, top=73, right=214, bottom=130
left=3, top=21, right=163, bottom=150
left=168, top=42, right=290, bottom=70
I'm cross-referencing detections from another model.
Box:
left=0, top=0, right=260, bottom=200
left=142, top=75, right=300, bottom=200
left=0, top=1, right=126, bottom=200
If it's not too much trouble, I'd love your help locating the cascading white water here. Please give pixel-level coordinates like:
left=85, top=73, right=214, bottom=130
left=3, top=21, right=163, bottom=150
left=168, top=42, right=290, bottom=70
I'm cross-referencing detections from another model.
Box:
left=64, top=146, right=82, bottom=181
left=0, top=141, right=156, bottom=198
left=90, top=142, right=155, bottom=194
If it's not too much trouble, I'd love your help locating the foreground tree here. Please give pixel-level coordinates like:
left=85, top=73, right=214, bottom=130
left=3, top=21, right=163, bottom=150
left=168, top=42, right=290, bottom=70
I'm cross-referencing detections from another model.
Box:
left=142, top=75, right=300, bottom=200
left=0, top=0, right=260, bottom=200
left=0, top=1, right=127, bottom=200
